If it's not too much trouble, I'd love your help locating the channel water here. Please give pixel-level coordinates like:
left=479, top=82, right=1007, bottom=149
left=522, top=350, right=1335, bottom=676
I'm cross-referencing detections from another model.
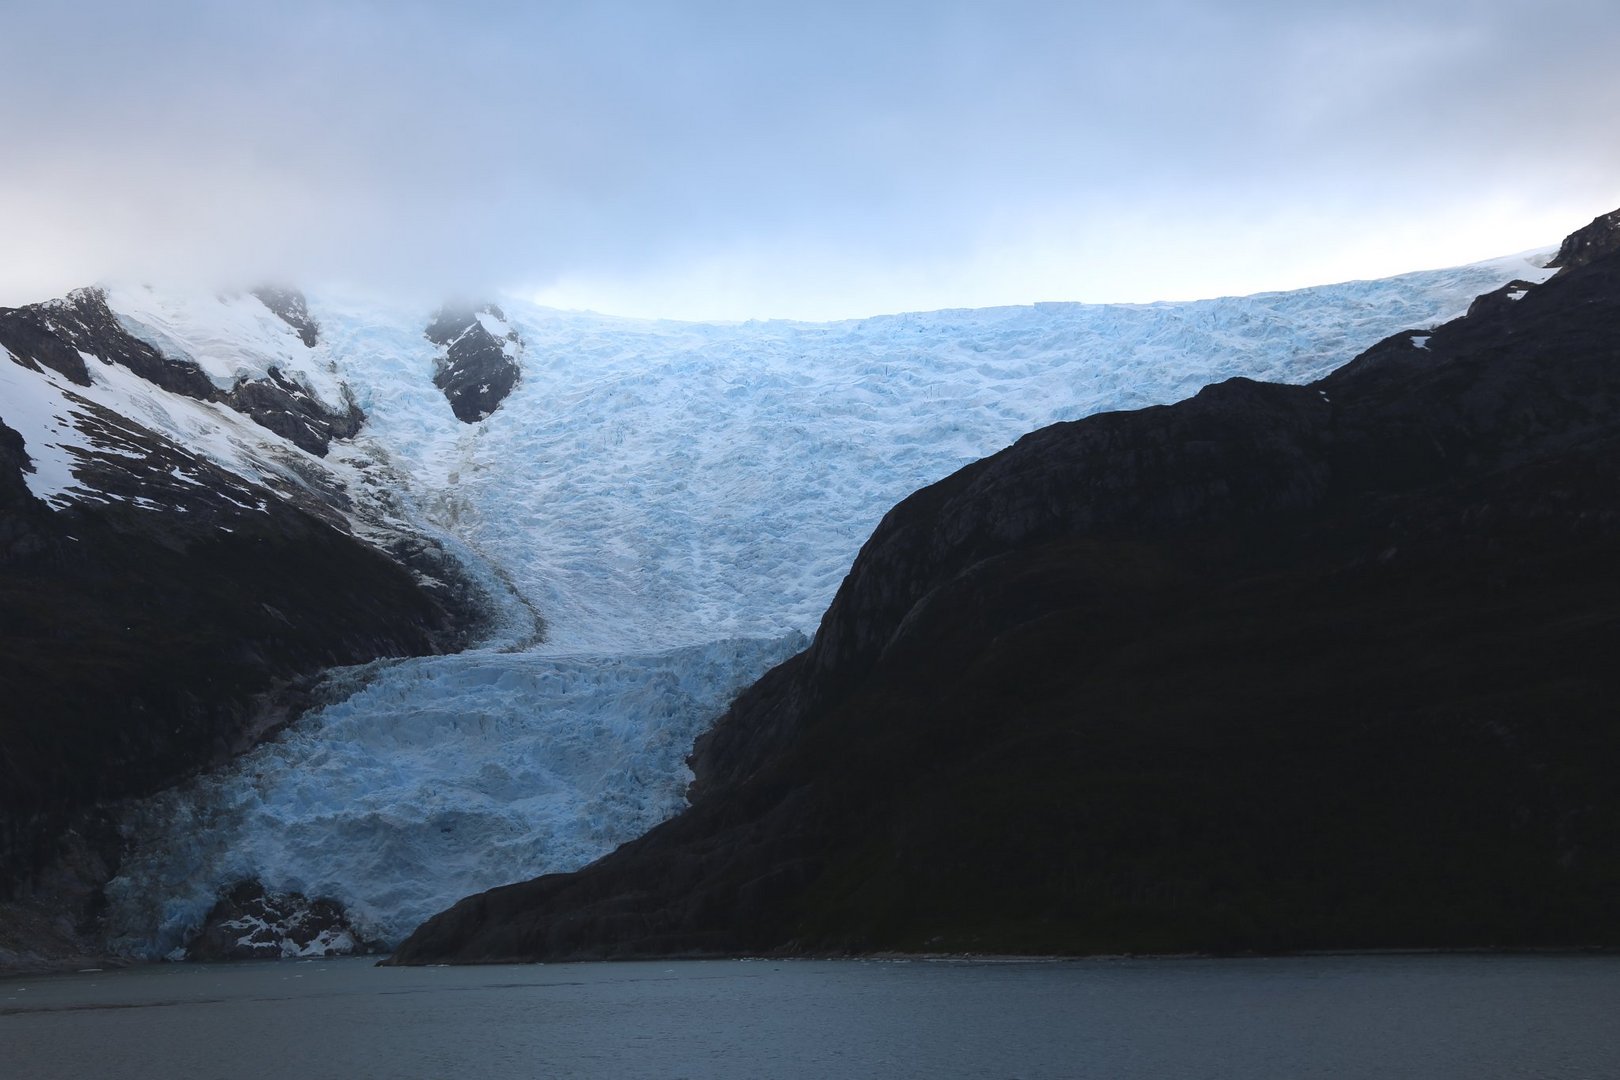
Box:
left=5, top=953, right=1617, bottom=1078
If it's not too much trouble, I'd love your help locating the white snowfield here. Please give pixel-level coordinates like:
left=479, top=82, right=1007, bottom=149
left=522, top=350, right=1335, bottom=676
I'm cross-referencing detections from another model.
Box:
left=0, top=252, right=1554, bottom=954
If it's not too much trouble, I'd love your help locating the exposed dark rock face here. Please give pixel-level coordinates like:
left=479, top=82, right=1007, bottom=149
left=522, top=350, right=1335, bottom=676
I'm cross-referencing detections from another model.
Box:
left=392, top=212, right=1620, bottom=964
left=1463, top=279, right=1538, bottom=320
left=228, top=287, right=362, bottom=454
left=252, top=286, right=321, bottom=347
left=185, top=880, right=380, bottom=960
left=222, top=366, right=364, bottom=456
left=0, top=287, right=362, bottom=456
left=1547, top=207, right=1620, bottom=272
left=425, top=303, right=522, bottom=423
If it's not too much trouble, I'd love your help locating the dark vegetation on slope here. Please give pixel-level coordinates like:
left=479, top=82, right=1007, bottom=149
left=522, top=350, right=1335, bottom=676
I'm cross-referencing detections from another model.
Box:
left=392, top=210, right=1620, bottom=963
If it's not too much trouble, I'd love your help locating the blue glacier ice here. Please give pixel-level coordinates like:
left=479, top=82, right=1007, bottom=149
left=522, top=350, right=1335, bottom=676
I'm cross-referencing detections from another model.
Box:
left=81, top=251, right=1552, bottom=955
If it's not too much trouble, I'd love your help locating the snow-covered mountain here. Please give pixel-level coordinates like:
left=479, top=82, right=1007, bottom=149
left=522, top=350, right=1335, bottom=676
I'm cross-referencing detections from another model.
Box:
left=0, top=250, right=1554, bottom=960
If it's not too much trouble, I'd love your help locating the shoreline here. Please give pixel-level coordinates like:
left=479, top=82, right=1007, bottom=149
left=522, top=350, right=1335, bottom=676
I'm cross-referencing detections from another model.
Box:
left=18, top=942, right=1620, bottom=980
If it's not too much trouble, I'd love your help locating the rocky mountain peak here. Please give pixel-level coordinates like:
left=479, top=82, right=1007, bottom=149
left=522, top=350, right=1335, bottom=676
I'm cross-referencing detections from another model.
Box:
left=1547, top=207, right=1620, bottom=273
left=0, top=287, right=211, bottom=394
left=1, top=285, right=361, bottom=457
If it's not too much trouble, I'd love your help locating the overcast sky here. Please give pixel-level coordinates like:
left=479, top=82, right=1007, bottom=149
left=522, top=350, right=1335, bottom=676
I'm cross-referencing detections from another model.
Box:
left=2, top=0, right=1618, bottom=319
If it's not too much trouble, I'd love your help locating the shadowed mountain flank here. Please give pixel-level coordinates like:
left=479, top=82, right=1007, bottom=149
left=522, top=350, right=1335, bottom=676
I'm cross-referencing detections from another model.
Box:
left=0, top=294, right=485, bottom=963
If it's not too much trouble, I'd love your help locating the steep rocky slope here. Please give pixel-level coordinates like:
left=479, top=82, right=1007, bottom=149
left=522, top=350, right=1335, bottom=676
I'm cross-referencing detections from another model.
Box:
left=392, top=210, right=1620, bottom=962
left=0, top=289, right=483, bottom=968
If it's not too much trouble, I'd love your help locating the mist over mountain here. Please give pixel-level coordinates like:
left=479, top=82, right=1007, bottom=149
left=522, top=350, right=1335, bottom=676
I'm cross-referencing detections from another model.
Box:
left=5, top=4, right=1618, bottom=318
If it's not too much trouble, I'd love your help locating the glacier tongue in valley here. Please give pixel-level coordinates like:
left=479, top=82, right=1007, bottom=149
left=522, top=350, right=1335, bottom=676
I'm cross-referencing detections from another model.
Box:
left=105, top=635, right=803, bottom=954
left=97, top=252, right=1553, bottom=956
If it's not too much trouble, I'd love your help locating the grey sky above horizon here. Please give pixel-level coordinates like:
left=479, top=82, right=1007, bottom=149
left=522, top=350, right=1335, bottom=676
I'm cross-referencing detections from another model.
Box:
left=3, top=0, right=1618, bottom=320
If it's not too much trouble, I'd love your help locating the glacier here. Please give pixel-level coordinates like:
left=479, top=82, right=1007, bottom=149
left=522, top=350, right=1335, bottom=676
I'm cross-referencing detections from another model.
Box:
left=38, top=252, right=1550, bottom=956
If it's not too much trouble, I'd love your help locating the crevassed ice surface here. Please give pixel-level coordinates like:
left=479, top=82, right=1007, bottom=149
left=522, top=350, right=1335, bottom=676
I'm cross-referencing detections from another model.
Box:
left=95, top=253, right=1552, bottom=955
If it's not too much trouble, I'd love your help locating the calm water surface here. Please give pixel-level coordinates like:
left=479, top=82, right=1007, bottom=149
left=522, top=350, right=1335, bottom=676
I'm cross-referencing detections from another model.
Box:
left=4, top=954, right=1618, bottom=1079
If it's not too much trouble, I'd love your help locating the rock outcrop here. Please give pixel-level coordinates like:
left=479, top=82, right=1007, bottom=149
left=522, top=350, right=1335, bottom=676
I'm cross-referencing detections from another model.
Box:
left=221, top=365, right=364, bottom=456
left=425, top=303, right=522, bottom=423
left=1547, top=207, right=1620, bottom=272
left=391, top=209, right=1620, bottom=963
left=184, top=880, right=381, bottom=960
